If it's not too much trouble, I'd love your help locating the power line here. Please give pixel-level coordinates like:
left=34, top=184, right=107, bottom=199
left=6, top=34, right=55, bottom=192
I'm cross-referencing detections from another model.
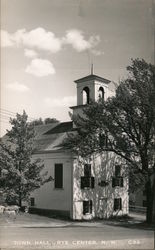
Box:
left=1, top=108, right=34, bottom=117
left=0, top=108, right=36, bottom=121
left=0, top=120, right=11, bottom=124
left=0, top=116, right=12, bottom=121
left=0, top=112, right=16, bottom=118
left=0, top=114, right=14, bottom=121
left=0, top=108, right=16, bottom=115
left=0, top=116, right=34, bottom=123
left=0, top=108, right=58, bottom=123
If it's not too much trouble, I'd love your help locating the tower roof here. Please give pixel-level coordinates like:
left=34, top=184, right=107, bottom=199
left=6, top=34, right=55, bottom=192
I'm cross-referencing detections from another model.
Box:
left=74, top=74, right=111, bottom=84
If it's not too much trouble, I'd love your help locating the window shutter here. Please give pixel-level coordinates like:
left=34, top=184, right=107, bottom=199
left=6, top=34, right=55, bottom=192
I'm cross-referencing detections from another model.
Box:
left=114, top=199, right=117, bottom=211
left=83, top=201, right=86, bottom=214
left=55, top=164, right=63, bottom=188
left=91, top=177, right=95, bottom=188
left=81, top=177, right=84, bottom=189
left=119, top=198, right=122, bottom=210
left=89, top=200, right=92, bottom=213
left=112, top=177, right=115, bottom=187
left=120, top=177, right=123, bottom=187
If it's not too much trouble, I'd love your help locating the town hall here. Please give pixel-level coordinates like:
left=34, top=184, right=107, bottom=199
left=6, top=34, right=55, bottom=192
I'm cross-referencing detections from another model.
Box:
left=30, top=73, right=129, bottom=220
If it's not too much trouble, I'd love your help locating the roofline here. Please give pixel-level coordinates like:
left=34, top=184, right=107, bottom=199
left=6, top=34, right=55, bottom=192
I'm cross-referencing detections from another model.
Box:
left=74, top=74, right=111, bottom=84
left=70, top=104, right=87, bottom=109
left=34, top=122, right=59, bottom=128
left=33, top=148, right=71, bottom=154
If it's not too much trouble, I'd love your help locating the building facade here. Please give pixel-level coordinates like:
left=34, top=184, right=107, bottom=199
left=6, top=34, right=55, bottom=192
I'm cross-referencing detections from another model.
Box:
left=30, top=74, right=129, bottom=220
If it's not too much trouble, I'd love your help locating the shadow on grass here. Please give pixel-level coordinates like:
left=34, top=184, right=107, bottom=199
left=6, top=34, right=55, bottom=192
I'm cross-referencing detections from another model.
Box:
left=97, top=215, right=154, bottom=231
left=28, top=211, right=154, bottom=231
left=25, top=210, right=72, bottom=221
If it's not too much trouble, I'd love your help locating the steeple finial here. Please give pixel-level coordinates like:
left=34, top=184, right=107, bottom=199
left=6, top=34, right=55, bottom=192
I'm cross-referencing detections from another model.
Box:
left=91, top=63, right=94, bottom=75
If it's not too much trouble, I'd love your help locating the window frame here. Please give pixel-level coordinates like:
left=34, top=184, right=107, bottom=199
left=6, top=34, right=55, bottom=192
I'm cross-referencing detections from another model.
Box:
left=99, top=133, right=108, bottom=147
left=82, top=87, right=90, bottom=104
left=30, top=197, right=35, bottom=206
left=98, top=86, right=105, bottom=100
left=81, top=176, right=95, bottom=189
left=83, top=200, right=93, bottom=215
left=112, top=177, right=123, bottom=187
left=115, top=165, right=121, bottom=177
left=114, top=198, right=122, bottom=211
left=84, top=164, right=91, bottom=177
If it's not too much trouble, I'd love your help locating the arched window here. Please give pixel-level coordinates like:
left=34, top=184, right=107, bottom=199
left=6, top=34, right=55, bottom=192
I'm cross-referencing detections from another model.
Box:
left=98, top=87, right=104, bottom=100
left=83, top=87, right=90, bottom=104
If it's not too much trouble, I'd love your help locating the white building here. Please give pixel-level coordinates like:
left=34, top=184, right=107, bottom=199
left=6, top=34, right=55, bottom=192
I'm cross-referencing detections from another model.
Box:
left=30, top=74, right=129, bottom=220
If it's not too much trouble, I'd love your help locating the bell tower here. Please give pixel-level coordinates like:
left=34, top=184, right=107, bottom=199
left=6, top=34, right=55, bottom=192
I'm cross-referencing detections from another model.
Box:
left=70, top=73, right=112, bottom=117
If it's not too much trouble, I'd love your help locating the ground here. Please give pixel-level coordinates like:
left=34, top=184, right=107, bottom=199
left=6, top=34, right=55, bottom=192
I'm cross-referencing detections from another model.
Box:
left=0, top=212, right=154, bottom=249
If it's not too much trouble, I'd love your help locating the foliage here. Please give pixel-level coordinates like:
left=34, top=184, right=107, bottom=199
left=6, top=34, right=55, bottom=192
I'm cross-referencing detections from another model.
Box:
left=0, top=111, right=51, bottom=206
left=30, top=117, right=59, bottom=125
left=65, top=59, right=155, bottom=171
left=64, top=58, right=155, bottom=223
left=31, top=117, right=44, bottom=125
left=44, top=118, right=59, bottom=124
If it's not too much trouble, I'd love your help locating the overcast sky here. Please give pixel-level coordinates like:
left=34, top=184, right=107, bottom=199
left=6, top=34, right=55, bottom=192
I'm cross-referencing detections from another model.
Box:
left=0, top=0, right=154, bottom=136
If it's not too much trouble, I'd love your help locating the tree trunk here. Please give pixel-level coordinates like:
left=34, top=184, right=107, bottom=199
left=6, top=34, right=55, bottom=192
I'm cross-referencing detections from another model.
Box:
left=146, top=176, right=154, bottom=224
left=141, top=153, right=154, bottom=224
left=19, top=187, right=22, bottom=207
left=151, top=171, right=155, bottom=224
left=19, top=198, right=22, bottom=207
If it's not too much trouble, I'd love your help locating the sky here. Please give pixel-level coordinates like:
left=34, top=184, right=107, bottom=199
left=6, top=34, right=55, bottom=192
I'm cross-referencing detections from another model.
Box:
left=0, top=0, right=154, bottom=136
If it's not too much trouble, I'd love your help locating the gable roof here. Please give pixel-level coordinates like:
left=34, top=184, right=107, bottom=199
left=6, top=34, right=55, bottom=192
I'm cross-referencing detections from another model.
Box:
left=33, top=121, right=74, bottom=153
left=44, top=121, right=73, bottom=135
left=1, top=122, right=74, bottom=154
left=34, top=122, right=59, bottom=138
left=74, top=74, right=111, bottom=84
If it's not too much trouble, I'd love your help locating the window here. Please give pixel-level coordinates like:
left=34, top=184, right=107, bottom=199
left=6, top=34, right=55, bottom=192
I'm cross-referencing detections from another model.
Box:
left=81, top=177, right=94, bottom=189
left=98, top=86, right=104, bottom=100
left=84, top=164, right=91, bottom=177
left=30, top=197, right=35, bottom=206
left=83, top=200, right=92, bottom=214
left=115, top=165, right=121, bottom=177
left=112, top=177, right=123, bottom=187
left=114, top=198, right=122, bottom=211
left=83, top=87, right=90, bottom=104
left=99, top=133, right=108, bottom=147
left=81, top=164, right=94, bottom=189
left=112, top=165, right=123, bottom=187
left=54, top=164, right=63, bottom=189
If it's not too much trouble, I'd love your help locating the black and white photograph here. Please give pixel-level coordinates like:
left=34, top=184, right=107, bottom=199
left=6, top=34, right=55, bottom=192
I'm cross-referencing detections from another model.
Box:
left=0, top=0, right=155, bottom=249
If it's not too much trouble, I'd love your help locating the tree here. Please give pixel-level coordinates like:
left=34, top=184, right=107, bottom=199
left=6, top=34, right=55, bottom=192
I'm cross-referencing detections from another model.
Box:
left=0, top=111, right=52, bottom=206
left=30, top=117, right=59, bottom=126
left=44, top=117, right=59, bottom=124
left=31, top=117, right=44, bottom=125
left=64, top=59, right=155, bottom=223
